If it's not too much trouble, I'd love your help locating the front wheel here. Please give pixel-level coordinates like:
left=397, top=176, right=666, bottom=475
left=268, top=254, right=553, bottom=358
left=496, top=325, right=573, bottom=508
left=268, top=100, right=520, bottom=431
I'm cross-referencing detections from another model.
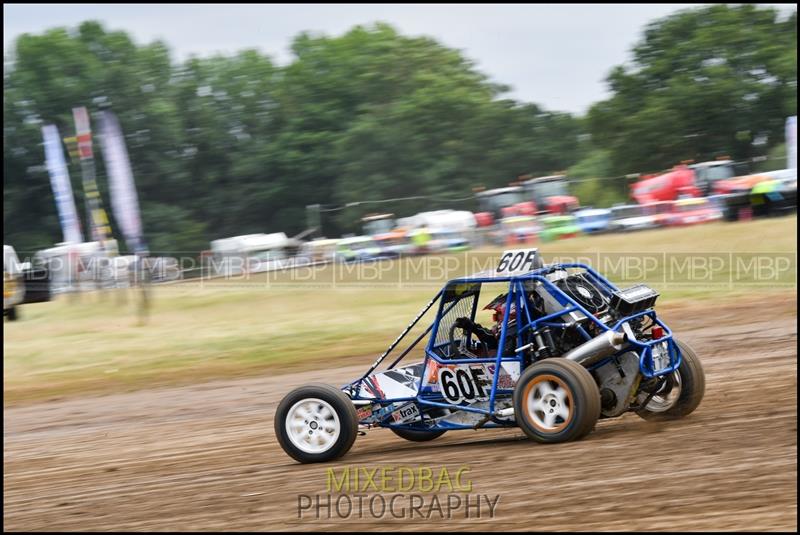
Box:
left=636, top=340, right=705, bottom=421
left=513, top=359, right=601, bottom=443
left=391, top=428, right=446, bottom=442
left=275, top=383, right=359, bottom=463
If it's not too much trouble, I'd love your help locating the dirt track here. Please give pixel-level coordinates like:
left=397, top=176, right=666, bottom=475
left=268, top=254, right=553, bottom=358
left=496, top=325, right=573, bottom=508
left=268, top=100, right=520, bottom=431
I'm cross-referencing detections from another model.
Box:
left=4, top=294, right=797, bottom=531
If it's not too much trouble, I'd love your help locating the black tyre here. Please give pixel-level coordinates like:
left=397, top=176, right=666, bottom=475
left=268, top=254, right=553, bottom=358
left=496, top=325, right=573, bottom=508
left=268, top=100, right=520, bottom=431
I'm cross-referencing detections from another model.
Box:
left=391, top=428, right=447, bottom=442
left=636, top=340, right=705, bottom=421
left=513, top=359, right=601, bottom=443
left=7, top=307, right=18, bottom=321
left=274, top=383, right=359, bottom=463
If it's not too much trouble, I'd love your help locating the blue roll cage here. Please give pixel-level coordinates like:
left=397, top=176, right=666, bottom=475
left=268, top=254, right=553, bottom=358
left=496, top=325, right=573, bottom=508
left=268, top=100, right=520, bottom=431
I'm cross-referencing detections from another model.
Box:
left=345, top=263, right=682, bottom=432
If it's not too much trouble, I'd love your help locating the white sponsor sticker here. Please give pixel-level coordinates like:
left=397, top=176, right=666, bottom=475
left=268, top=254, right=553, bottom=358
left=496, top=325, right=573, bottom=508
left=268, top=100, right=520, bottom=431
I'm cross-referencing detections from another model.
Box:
left=391, top=403, right=421, bottom=423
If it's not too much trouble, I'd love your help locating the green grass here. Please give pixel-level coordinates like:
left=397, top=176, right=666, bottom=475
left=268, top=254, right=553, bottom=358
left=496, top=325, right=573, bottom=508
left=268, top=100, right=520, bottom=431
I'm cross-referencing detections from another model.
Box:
left=4, top=215, right=796, bottom=404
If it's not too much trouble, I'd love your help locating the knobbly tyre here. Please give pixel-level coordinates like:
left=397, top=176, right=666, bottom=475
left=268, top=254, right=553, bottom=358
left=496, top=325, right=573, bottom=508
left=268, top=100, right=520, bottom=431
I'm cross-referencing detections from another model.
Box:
left=275, top=248, right=705, bottom=463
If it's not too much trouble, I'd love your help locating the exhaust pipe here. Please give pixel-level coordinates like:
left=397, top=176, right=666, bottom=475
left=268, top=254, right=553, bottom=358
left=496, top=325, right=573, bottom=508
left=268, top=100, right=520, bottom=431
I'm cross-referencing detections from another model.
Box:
left=563, top=330, right=628, bottom=367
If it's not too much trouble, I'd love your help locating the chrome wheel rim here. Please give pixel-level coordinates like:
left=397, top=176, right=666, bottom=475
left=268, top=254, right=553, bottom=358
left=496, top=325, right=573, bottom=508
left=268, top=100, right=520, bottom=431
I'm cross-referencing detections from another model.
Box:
left=645, top=371, right=682, bottom=413
left=525, top=375, right=573, bottom=432
left=285, top=398, right=341, bottom=454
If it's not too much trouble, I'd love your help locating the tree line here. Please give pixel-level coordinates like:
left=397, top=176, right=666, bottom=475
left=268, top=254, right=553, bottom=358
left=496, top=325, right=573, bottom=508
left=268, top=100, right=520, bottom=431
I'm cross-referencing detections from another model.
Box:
left=3, top=4, right=796, bottom=253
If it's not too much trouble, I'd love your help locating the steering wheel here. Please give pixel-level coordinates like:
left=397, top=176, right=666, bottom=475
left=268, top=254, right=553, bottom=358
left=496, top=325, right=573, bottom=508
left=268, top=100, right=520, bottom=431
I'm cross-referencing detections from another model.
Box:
left=449, top=319, right=489, bottom=358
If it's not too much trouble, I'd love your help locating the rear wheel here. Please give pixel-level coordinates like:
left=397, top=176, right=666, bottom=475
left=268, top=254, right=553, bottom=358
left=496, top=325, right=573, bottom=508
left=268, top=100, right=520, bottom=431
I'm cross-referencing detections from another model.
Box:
left=391, top=428, right=446, bottom=442
left=636, top=340, right=705, bottom=421
left=275, top=383, right=359, bottom=463
left=6, top=307, right=18, bottom=321
left=514, top=359, right=600, bottom=443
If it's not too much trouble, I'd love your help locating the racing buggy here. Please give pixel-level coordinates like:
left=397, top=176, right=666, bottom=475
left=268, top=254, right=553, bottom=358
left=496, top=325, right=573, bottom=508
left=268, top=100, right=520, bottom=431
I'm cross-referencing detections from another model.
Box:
left=275, top=249, right=705, bottom=463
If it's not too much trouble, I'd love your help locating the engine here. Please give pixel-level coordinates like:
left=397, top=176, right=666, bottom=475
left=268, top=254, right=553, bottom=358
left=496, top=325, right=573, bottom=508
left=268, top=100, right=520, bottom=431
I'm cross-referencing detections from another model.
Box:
left=525, top=269, right=662, bottom=417
left=528, top=269, right=659, bottom=331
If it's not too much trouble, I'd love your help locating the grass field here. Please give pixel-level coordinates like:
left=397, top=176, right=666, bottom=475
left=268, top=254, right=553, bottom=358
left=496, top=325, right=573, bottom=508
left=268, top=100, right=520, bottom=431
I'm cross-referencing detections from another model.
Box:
left=4, top=215, right=796, bottom=404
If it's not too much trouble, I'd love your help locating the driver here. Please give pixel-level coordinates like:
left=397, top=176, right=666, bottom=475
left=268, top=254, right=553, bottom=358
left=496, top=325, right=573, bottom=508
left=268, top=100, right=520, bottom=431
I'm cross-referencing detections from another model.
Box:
left=453, top=293, right=519, bottom=354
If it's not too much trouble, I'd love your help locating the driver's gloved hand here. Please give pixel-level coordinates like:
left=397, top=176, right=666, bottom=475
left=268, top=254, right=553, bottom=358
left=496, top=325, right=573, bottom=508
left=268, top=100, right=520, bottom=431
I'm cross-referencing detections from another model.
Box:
left=453, top=317, right=475, bottom=330
left=455, top=317, right=497, bottom=349
left=473, top=324, right=498, bottom=349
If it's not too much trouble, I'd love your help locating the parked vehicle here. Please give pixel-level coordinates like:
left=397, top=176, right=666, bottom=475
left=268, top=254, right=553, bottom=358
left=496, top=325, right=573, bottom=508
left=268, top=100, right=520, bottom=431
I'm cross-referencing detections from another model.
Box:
left=374, top=230, right=414, bottom=257
left=335, top=236, right=386, bottom=263
left=666, top=198, right=722, bottom=227
left=427, top=228, right=472, bottom=253
left=397, top=210, right=477, bottom=254
left=4, top=245, right=25, bottom=321
left=361, top=213, right=396, bottom=237
left=643, top=201, right=675, bottom=228
left=4, top=245, right=51, bottom=320
left=275, top=248, right=704, bottom=463
left=749, top=173, right=799, bottom=218
left=474, top=186, right=535, bottom=226
left=521, top=174, right=580, bottom=215
left=398, top=210, right=478, bottom=234
left=631, top=159, right=748, bottom=204
left=574, top=208, right=612, bottom=234
left=210, top=233, right=302, bottom=276
left=475, top=176, right=579, bottom=227
left=717, top=169, right=798, bottom=221
left=300, top=238, right=340, bottom=264
left=499, top=215, right=540, bottom=245
left=361, top=213, right=412, bottom=257
left=539, top=215, right=580, bottom=242
left=609, top=204, right=660, bottom=232
left=35, top=240, right=119, bottom=293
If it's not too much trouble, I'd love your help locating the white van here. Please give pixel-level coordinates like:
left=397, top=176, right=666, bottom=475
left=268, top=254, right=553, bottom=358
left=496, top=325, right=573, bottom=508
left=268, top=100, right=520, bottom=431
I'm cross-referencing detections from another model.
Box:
left=35, top=240, right=119, bottom=293
left=209, top=233, right=302, bottom=276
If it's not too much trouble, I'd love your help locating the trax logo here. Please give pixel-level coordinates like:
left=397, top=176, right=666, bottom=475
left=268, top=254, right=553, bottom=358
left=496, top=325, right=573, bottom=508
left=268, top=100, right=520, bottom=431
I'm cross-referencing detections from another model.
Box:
left=391, top=403, right=421, bottom=423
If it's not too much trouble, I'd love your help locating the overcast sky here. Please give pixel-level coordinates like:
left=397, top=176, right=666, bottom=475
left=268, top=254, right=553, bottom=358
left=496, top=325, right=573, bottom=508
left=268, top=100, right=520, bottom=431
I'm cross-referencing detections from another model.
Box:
left=3, top=3, right=796, bottom=114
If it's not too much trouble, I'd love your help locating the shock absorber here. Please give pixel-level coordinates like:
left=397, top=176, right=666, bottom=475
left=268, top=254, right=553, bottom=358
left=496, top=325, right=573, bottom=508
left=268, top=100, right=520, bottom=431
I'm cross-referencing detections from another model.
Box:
left=533, top=327, right=555, bottom=360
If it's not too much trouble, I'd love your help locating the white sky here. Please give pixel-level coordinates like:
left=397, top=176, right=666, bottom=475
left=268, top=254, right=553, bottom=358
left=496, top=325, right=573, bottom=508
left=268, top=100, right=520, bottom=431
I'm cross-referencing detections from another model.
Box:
left=3, top=3, right=796, bottom=114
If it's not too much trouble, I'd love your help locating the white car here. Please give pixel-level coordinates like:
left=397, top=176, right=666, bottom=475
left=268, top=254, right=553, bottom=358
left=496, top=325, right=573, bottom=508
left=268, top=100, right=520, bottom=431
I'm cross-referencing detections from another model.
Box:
left=4, top=245, right=26, bottom=321
left=609, top=205, right=659, bottom=232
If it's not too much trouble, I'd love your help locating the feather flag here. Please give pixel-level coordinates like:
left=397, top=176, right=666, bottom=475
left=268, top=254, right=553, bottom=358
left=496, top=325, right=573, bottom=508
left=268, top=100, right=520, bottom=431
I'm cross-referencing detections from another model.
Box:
left=42, top=124, right=84, bottom=244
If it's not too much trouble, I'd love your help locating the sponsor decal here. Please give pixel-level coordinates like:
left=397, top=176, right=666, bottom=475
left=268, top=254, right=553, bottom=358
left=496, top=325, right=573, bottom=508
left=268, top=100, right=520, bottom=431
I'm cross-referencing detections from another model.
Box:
left=426, top=360, right=449, bottom=384
left=391, top=403, right=421, bottom=423
left=496, top=374, right=515, bottom=390
left=362, top=376, right=386, bottom=399
left=356, top=405, right=373, bottom=421
left=368, top=403, right=399, bottom=423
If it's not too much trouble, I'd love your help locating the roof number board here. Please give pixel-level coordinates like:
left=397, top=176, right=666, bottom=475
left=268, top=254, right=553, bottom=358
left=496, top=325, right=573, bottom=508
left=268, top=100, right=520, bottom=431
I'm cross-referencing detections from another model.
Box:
left=496, top=248, right=539, bottom=275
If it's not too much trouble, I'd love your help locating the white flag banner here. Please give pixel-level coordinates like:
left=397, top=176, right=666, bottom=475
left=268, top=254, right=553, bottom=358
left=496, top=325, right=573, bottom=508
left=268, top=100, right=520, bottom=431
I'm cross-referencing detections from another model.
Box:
left=42, top=124, right=84, bottom=244
left=99, top=110, right=145, bottom=253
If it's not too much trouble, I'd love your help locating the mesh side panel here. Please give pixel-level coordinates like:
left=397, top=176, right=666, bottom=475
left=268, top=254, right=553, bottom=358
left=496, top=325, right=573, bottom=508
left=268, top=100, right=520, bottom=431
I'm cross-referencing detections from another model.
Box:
left=434, top=294, right=476, bottom=346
